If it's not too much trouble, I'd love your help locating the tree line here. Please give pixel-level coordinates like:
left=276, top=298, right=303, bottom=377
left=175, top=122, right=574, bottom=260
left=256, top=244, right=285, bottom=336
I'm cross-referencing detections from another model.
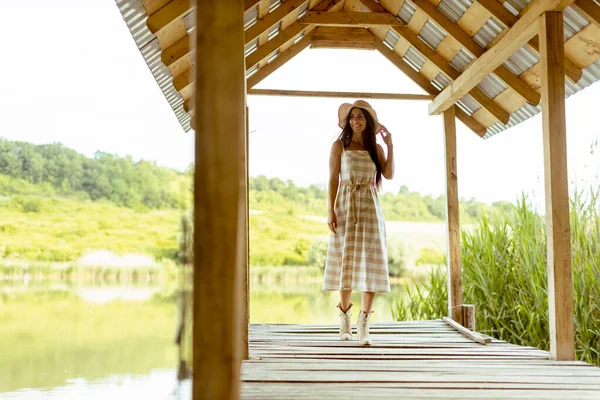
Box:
left=0, top=139, right=184, bottom=209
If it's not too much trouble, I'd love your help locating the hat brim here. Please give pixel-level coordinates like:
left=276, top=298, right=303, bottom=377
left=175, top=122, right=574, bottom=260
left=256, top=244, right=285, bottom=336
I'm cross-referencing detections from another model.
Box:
left=338, top=103, right=382, bottom=133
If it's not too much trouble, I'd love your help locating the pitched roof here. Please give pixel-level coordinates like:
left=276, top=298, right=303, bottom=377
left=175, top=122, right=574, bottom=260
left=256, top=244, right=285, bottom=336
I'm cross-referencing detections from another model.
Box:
left=115, top=0, right=600, bottom=138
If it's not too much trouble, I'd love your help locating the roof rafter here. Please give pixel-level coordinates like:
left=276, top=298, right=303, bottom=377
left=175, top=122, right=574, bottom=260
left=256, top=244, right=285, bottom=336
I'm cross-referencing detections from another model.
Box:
left=429, top=0, right=576, bottom=115
left=246, top=22, right=306, bottom=71
left=247, top=0, right=342, bottom=71
left=247, top=30, right=317, bottom=88
left=407, top=0, right=541, bottom=106
left=399, top=26, right=510, bottom=123
left=173, top=67, right=194, bottom=93
left=372, top=35, right=487, bottom=136
left=311, top=26, right=376, bottom=50
left=361, top=0, right=509, bottom=124
left=245, top=0, right=308, bottom=45
left=247, top=88, right=436, bottom=99
left=476, top=0, right=582, bottom=83
left=299, top=11, right=405, bottom=26
left=161, top=35, right=191, bottom=67
left=146, top=0, right=194, bottom=36
left=573, top=0, right=600, bottom=29
left=244, top=0, right=261, bottom=11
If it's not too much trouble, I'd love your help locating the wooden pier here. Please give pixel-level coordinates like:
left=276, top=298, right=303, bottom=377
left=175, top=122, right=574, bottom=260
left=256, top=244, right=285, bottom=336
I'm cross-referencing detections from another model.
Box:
left=241, top=320, right=600, bottom=399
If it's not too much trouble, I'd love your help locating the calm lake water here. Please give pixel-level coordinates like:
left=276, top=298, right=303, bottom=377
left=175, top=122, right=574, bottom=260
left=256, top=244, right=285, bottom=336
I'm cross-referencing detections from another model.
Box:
left=0, top=279, right=405, bottom=399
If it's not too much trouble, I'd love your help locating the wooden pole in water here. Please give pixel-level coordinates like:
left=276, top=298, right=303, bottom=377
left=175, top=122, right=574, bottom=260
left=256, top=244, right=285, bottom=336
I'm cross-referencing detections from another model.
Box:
left=540, top=11, right=575, bottom=361
left=193, top=1, right=246, bottom=398
left=443, top=105, right=463, bottom=326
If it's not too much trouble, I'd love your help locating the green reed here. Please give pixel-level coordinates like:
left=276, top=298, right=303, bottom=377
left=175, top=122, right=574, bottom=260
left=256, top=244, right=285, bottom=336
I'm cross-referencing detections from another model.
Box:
left=393, top=190, right=600, bottom=366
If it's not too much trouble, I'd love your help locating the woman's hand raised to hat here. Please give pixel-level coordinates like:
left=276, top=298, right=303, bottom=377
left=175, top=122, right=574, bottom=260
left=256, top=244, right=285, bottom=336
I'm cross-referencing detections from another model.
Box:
left=379, top=125, right=393, bottom=149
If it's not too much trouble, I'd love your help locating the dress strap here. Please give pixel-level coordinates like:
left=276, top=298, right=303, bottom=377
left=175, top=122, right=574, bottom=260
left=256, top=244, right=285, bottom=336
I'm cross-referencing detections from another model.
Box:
left=340, top=139, right=345, bottom=152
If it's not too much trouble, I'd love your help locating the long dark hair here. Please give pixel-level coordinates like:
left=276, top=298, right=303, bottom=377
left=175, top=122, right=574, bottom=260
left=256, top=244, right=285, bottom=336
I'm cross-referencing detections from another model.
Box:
left=338, top=107, right=382, bottom=188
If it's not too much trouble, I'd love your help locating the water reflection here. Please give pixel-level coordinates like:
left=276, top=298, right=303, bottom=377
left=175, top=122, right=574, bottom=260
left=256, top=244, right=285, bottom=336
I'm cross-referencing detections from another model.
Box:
left=0, top=278, right=404, bottom=398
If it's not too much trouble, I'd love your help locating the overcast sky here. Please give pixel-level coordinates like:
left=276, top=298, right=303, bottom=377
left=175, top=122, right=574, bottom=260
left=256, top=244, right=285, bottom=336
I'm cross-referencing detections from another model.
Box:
left=0, top=0, right=598, bottom=206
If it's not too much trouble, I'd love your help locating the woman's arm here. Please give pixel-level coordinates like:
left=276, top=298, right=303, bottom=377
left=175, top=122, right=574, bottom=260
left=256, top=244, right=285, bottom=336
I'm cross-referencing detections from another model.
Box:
left=327, top=140, right=342, bottom=233
left=378, top=125, right=395, bottom=180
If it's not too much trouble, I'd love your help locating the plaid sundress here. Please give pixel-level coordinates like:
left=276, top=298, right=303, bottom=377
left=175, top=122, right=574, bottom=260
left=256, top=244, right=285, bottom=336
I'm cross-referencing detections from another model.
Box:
left=322, top=144, right=390, bottom=293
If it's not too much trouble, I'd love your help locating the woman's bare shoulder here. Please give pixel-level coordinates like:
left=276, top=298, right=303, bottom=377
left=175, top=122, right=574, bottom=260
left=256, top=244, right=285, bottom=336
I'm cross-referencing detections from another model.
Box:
left=330, top=140, right=343, bottom=154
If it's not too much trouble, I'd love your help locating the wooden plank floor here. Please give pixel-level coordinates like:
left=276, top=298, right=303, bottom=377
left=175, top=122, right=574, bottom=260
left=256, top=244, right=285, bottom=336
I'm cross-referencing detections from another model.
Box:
left=242, top=320, right=600, bottom=399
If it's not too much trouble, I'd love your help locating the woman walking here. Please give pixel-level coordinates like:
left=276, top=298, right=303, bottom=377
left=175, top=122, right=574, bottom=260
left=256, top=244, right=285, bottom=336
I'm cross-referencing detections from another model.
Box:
left=322, top=100, right=395, bottom=346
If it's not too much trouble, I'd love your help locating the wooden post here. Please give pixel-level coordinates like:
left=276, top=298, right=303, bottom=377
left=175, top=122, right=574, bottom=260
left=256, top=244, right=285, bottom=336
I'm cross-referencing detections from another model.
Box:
left=540, top=11, right=575, bottom=361
left=462, top=304, right=476, bottom=331
left=193, top=1, right=245, bottom=399
left=443, top=105, right=463, bottom=326
left=243, top=107, right=250, bottom=360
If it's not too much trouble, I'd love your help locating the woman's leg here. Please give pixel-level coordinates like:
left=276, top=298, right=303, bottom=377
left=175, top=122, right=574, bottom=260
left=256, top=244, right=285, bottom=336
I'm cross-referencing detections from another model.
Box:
left=338, top=290, right=353, bottom=340
left=361, top=291, right=375, bottom=313
left=358, top=292, right=375, bottom=345
left=340, top=290, right=352, bottom=312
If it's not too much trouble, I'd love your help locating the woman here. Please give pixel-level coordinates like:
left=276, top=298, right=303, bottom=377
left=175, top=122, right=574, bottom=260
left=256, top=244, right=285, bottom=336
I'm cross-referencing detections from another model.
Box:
left=322, top=100, right=394, bottom=346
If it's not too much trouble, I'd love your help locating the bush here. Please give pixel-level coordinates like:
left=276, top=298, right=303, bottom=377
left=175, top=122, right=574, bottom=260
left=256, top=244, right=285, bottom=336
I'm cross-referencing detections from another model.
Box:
left=387, top=237, right=408, bottom=277
left=415, top=247, right=445, bottom=266
left=307, top=236, right=329, bottom=269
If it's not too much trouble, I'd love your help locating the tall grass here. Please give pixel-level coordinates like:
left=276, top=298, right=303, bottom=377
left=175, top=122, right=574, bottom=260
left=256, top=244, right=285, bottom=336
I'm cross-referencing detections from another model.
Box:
left=393, top=190, right=600, bottom=366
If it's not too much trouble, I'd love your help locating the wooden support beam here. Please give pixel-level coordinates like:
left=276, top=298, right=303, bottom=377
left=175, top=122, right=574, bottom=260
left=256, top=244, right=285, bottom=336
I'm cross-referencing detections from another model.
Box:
left=183, top=98, right=193, bottom=113
left=245, top=0, right=307, bottom=45
left=312, top=26, right=376, bottom=49
left=373, top=41, right=439, bottom=96
left=299, top=11, right=405, bottom=26
left=245, top=0, right=260, bottom=11
left=147, top=0, right=194, bottom=36
left=574, top=0, right=600, bottom=29
left=360, top=0, right=388, bottom=12
left=443, top=106, right=463, bottom=325
left=409, top=0, right=541, bottom=106
left=247, top=30, right=315, bottom=88
left=248, top=88, right=436, bottom=99
left=173, top=68, right=194, bottom=92
left=462, top=304, right=476, bottom=331
left=194, top=0, right=245, bottom=398
left=443, top=317, right=491, bottom=344
left=161, top=35, right=192, bottom=67
left=476, top=0, right=583, bottom=83
left=311, top=40, right=375, bottom=49
left=427, top=0, right=575, bottom=114
left=246, top=22, right=306, bottom=71
left=242, top=107, right=250, bottom=361
left=373, top=38, right=487, bottom=136
left=540, top=11, right=575, bottom=361
left=385, top=24, right=509, bottom=123
left=362, top=0, right=508, bottom=124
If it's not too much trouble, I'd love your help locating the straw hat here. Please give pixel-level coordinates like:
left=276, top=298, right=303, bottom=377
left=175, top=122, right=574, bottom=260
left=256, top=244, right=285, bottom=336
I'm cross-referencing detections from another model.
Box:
left=338, top=100, right=381, bottom=133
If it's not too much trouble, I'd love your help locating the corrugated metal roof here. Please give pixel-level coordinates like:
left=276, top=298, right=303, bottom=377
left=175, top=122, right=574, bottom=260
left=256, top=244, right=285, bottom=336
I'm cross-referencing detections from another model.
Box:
left=115, top=0, right=600, bottom=139
left=438, top=0, right=472, bottom=23
left=398, top=1, right=416, bottom=24
left=478, top=74, right=507, bottom=99
left=450, top=48, right=474, bottom=72
left=116, top=0, right=192, bottom=133
left=419, top=20, right=447, bottom=50
left=485, top=58, right=600, bottom=138
left=473, top=17, right=503, bottom=48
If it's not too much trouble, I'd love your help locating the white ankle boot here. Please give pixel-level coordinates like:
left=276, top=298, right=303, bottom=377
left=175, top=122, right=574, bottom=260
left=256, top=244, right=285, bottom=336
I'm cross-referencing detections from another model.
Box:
left=337, top=303, right=353, bottom=340
left=357, top=310, right=373, bottom=345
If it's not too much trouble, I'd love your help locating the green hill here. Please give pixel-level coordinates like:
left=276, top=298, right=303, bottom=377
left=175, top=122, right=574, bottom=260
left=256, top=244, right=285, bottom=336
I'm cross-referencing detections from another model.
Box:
left=0, top=139, right=513, bottom=266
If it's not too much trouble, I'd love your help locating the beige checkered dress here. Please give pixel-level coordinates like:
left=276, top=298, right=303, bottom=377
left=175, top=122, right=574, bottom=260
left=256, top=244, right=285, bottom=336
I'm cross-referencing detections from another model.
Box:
left=322, top=146, right=390, bottom=293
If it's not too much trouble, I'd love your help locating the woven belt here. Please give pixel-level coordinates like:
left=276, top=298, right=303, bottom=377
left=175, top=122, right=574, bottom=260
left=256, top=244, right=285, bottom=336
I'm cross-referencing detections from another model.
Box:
left=340, top=181, right=373, bottom=224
